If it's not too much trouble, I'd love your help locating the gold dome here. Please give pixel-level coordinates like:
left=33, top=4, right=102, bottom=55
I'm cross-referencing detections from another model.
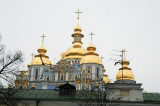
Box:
left=65, top=46, right=87, bottom=59
left=30, top=44, right=51, bottom=66
left=80, top=55, right=102, bottom=64
left=74, top=23, right=82, bottom=34
left=30, top=55, right=51, bottom=66
left=103, top=68, right=110, bottom=83
left=87, top=42, right=96, bottom=52
left=64, top=17, right=87, bottom=59
left=38, top=44, right=47, bottom=54
left=116, top=56, right=135, bottom=81
left=103, top=75, right=110, bottom=83
left=80, top=42, right=102, bottom=64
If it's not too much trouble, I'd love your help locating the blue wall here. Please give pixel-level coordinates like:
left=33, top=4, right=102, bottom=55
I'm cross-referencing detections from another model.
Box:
left=48, top=85, right=56, bottom=89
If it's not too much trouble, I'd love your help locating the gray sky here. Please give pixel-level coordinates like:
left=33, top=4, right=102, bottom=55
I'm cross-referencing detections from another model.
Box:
left=0, top=0, right=160, bottom=92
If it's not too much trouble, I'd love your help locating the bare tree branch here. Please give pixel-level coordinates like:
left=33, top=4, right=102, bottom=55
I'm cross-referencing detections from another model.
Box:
left=0, top=35, right=24, bottom=105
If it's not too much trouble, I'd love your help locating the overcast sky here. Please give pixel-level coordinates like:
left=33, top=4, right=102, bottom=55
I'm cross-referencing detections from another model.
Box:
left=0, top=0, right=160, bottom=92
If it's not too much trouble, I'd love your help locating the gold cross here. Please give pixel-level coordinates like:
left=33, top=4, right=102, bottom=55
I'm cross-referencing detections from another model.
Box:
left=123, top=49, right=127, bottom=60
left=101, top=56, right=104, bottom=62
left=89, top=32, right=95, bottom=42
left=31, top=53, right=35, bottom=59
left=41, top=34, right=46, bottom=44
left=75, top=9, right=82, bottom=19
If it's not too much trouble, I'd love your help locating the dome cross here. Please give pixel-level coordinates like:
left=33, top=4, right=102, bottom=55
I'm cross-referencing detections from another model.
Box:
left=75, top=9, right=82, bottom=20
left=89, top=32, right=95, bottom=43
left=122, top=49, right=127, bottom=60
left=41, top=34, right=46, bottom=44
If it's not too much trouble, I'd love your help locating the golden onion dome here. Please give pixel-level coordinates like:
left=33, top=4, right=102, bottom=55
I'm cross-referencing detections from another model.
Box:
left=65, top=46, right=87, bottom=59
left=74, top=23, right=82, bottom=34
left=64, top=19, right=87, bottom=59
left=30, top=55, right=51, bottom=66
left=102, top=68, right=110, bottom=83
left=30, top=44, right=51, bottom=66
left=38, top=44, right=47, bottom=54
left=116, top=56, right=135, bottom=81
left=80, top=55, right=102, bottom=64
left=87, top=42, right=96, bottom=52
left=103, top=75, right=110, bottom=83
left=80, top=42, right=102, bottom=64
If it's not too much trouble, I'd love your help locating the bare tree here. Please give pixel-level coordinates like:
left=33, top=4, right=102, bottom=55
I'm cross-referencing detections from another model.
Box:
left=0, top=36, right=23, bottom=87
left=0, top=36, right=24, bottom=106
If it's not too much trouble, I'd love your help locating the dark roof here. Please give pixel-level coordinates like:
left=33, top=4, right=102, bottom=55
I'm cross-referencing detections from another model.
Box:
left=59, top=83, right=76, bottom=89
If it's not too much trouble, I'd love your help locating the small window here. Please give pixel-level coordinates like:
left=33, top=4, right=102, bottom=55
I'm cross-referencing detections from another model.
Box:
left=120, top=90, right=129, bottom=96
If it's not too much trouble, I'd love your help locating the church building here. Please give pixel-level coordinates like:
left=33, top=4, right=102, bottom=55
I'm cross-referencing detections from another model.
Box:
left=15, top=10, right=110, bottom=90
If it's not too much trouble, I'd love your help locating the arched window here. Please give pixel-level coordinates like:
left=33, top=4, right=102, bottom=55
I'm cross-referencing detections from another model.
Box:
left=46, top=75, right=49, bottom=81
left=61, top=71, right=64, bottom=80
left=35, top=69, right=38, bottom=80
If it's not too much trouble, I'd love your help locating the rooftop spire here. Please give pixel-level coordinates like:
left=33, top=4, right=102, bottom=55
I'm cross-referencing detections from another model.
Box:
left=89, top=32, right=95, bottom=43
left=75, top=9, right=82, bottom=24
left=38, top=34, right=47, bottom=54
left=87, top=32, right=96, bottom=52
left=41, top=34, right=46, bottom=45
left=123, top=49, right=127, bottom=60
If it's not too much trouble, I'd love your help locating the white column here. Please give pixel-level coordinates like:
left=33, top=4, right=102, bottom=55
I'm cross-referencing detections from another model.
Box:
left=55, top=72, right=58, bottom=81
left=99, top=66, right=102, bottom=80
left=92, top=66, right=95, bottom=80
left=31, top=67, right=34, bottom=81
left=66, top=72, right=68, bottom=81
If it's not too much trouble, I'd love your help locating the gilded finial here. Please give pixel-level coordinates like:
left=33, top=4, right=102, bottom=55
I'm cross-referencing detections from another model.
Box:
left=41, top=34, right=46, bottom=45
left=89, top=32, right=95, bottom=43
left=75, top=9, right=82, bottom=24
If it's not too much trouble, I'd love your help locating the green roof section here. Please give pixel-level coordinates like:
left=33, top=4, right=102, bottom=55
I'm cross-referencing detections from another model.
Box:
left=143, top=93, right=160, bottom=102
left=15, top=89, right=104, bottom=101
left=1, top=89, right=160, bottom=103
left=15, top=89, right=72, bottom=101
